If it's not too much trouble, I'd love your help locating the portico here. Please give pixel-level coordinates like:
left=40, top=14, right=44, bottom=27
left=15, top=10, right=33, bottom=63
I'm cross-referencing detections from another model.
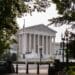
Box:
left=17, top=24, right=56, bottom=60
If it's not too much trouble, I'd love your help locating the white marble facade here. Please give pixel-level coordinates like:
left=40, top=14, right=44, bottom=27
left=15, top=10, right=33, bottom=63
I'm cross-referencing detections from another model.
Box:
left=17, top=24, right=56, bottom=60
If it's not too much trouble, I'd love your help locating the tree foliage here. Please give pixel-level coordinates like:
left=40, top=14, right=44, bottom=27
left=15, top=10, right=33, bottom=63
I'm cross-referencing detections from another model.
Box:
left=49, top=0, right=75, bottom=58
left=68, top=33, right=75, bottom=58
left=68, top=40, right=75, bottom=58
left=0, top=0, right=27, bottom=57
left=49, top=0, right=75, bottom=25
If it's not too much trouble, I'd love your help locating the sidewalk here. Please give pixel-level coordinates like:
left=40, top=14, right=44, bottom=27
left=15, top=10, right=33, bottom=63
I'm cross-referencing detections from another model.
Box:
left=9, top=68, right=48, bottom=75
left=9, top=64, right=48, bottom=75
left=8, top=73, right=48, bottom=75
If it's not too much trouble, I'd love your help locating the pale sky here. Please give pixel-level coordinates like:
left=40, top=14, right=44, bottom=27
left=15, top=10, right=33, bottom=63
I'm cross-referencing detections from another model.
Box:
left=16, top=3, right=58, bottom=28
left=16, top=3, right=70, bottom=43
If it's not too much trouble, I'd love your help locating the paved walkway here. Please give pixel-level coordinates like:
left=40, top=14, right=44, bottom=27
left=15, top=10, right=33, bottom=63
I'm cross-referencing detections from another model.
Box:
left=8, top=68, right=48, bottom=75
left=8, top=64, right=48, bottom=75
left=8, top=73, right=48, bottom=75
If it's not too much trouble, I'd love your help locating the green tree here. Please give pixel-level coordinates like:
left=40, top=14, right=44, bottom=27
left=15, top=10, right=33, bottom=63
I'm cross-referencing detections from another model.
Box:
left=49, top=0, right=75, bottom=58
left=68, top=33, right=75, bottom=58
left=68, top=40, right=75, bottom=58
left=0, top=0, right=27, bottom=58
left=49, top=0, right=75, bottom=25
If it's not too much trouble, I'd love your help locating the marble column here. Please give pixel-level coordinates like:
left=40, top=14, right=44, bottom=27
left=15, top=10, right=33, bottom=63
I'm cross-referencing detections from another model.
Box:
left=18, top=34, right=21, bottom=60
left=44, top=36, right=46, bottom=54
left=27, top=34, right=29, bottom=52
left=19, top=34, right=23, bottom=60
left=50, top=36, right=52, bottom=55
left=53, top=36, right=55, bottom=55
left=25, top=33, right=27, bottom=53
left=38, top=35, right=40, bottom=54
left=48, top=36, right=50, bottom=55
left=46, top=36, right=48, bottom=55
left=22, top=33, right=26, bottom=54
left=34, top=34, right=36, bottom=53
left=29, top=34, right=31, bottom=52
left=42, top=36, right=44, bottom=55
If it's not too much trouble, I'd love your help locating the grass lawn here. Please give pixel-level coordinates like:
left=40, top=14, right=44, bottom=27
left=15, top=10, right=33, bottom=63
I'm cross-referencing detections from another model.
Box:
left=67, top=66, right=75, bottom=75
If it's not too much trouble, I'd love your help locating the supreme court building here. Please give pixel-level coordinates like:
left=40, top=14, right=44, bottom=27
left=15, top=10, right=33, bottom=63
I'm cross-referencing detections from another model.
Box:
left=17, top=24, right=57, bottom=60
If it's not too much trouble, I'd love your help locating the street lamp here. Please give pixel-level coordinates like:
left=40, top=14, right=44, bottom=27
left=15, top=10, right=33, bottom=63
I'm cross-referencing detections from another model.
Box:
left=60, top=33, right=66, bottom=62
left=39, top=48, right=42, bottom=62
left=61, top=30, right=70, bottom=70
left=61, top=37, right=65, bottom=62
left=65, top=30, right=69, bottom=71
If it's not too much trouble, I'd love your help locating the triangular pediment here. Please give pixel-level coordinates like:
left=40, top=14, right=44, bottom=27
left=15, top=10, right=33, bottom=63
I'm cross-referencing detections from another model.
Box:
left=25, top=24, right=56, bottom=33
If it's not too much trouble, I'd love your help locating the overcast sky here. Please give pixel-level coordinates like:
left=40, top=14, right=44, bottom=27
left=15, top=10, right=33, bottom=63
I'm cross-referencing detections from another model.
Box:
left=16, top=3, right=71, bottom=43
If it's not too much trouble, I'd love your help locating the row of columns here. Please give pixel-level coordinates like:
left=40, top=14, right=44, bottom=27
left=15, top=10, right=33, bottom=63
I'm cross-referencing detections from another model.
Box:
left=26, top=33, right=55, bottom=55
left=18, top=33, right=55, bottom=59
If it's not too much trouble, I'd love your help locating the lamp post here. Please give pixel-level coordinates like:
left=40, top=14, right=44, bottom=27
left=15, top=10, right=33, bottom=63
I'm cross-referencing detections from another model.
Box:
left=39, top=48, right=42, bottom=62
left=61, top=37, right=65, bottom=62
left=65, top=30, right=70, bottom=71
left=61, top=30, right=70, bottom=70
left=61, top=33, right=65, bottom=62
left=37, top=47, right=42, bottom=74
